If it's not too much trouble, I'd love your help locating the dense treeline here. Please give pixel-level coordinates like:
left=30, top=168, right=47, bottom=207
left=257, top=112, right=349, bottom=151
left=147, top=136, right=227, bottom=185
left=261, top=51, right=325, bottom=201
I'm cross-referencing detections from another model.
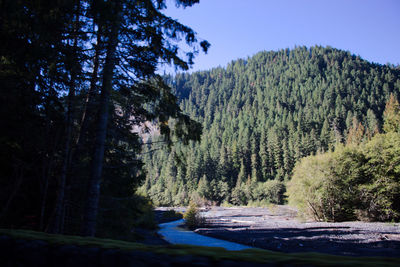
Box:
left=288, top=95, right=400, bottom=222
left=140, top=46, right=400, bottom=207
left=0, top=0, right=207, bottom=237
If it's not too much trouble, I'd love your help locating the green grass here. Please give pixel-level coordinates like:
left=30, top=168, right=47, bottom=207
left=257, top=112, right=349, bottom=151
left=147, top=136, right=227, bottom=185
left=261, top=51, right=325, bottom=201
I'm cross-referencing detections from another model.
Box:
left=1, top=229, right=399, bottom=266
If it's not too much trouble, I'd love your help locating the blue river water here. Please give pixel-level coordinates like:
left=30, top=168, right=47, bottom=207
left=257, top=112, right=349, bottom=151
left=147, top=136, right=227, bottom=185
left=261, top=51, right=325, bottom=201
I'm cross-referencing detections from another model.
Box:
left=158, top=219, right=253, bottom=251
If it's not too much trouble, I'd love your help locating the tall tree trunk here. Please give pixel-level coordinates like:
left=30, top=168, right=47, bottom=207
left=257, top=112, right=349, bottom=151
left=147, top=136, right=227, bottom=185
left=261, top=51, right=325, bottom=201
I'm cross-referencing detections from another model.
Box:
left=40, top=82, right=60, bottom=231
left=49, top=1, right=81, bottom=233
left=0, top=165, right=24, bottom=225
left=50, top=67, right=76, bottom=234
left=63, top=17, right=102, bottom=236
left=39, top=158, right=51, bottom=230
left=75, top=29, right=102, bottom=148
left=75, top=54, right=100, bottom=145
left=81, top=3, right=121, bottom=236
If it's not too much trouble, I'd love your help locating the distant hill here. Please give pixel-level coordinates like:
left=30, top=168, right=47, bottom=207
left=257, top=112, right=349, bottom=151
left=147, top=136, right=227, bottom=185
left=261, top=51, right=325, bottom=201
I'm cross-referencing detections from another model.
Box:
left=140, top=46, right=400, bottom=206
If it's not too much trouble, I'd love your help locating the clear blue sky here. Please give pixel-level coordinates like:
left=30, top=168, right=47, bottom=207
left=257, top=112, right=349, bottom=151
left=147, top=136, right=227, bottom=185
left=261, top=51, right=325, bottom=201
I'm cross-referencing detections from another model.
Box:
left=161, top=0, right=400, bottom=73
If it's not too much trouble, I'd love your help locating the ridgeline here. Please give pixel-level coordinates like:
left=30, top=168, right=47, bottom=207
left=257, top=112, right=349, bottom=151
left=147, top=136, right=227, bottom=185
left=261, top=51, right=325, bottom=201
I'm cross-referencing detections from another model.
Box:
left=140, top=46, right=400, bottom=207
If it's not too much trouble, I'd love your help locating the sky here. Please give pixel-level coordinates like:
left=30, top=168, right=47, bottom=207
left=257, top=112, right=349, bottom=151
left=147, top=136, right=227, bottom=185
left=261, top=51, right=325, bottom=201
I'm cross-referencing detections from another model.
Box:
left=160, top=0, right=400, bottom=73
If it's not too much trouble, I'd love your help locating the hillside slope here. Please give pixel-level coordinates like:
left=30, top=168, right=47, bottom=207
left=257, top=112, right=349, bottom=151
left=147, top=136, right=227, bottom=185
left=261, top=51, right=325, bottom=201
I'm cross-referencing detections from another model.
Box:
left=140, top=46, right=400, bottom=206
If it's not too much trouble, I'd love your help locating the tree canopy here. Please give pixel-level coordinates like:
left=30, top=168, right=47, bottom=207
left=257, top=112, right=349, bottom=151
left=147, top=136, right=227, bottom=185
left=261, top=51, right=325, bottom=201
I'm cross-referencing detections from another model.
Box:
left=0, top=0, right=208, bottom=237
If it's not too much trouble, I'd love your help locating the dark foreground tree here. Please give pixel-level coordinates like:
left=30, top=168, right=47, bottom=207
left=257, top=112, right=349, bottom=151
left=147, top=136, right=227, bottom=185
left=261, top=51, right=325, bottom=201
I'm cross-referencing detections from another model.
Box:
left=80, top=0, right=209, bottom=237
left=0, top=0, right=208, bottom=237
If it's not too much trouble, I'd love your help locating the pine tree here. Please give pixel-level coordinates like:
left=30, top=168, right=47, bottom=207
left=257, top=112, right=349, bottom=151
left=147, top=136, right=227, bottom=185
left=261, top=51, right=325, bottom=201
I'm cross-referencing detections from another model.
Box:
left=383, top=94, right=400, bottom=133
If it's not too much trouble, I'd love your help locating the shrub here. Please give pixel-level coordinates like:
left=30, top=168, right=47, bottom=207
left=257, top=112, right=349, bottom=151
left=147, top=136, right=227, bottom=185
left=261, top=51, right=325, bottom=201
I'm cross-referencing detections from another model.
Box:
left=288, top=134, right=400, bottom=222
left=287, top=146, right=365, bottom=222
left=183, top=201, right=205, bottom=230
left=253, top=180, right=286, bottom=204
left=288, top=152, right=332, bottom=221
left=287, top=97, right=400, bottom=222
left=230, top=184, right=248, bottom=206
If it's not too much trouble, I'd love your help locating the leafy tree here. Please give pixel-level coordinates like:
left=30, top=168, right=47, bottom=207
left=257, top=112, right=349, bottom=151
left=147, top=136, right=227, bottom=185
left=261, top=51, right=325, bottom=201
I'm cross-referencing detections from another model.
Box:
left=361, top=132, right=400, bottom=221
left=288, top=146, right=365, bottom=222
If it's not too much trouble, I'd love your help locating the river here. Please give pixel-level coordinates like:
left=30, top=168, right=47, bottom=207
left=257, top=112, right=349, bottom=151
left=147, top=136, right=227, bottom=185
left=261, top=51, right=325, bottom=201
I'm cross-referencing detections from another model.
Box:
left=158, top=219, right=253, bottom=251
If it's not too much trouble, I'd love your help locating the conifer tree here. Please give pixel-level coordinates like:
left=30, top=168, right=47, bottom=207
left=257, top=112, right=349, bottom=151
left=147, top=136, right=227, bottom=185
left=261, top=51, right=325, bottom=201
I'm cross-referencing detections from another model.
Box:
left=383, top=94, right=400, bottom=133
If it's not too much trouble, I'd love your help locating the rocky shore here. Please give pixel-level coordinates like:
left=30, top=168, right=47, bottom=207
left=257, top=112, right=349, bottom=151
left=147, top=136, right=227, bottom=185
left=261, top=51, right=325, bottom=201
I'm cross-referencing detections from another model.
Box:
left=195, top=206, right=400, bottom=257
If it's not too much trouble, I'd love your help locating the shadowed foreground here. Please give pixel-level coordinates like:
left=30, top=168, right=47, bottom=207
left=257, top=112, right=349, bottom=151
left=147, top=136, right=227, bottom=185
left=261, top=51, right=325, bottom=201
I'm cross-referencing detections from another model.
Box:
left=1, top=229, right=400, bottom=266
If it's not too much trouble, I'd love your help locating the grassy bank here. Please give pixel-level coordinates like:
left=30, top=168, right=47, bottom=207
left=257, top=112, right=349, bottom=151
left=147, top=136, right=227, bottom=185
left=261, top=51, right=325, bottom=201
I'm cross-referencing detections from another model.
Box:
left=0, top=229, right=399, bottom=266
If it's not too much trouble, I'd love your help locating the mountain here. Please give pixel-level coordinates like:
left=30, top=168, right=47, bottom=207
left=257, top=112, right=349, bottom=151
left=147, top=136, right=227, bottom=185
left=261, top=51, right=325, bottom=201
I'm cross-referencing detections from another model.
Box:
left=139, top=46, right=400, bottom=206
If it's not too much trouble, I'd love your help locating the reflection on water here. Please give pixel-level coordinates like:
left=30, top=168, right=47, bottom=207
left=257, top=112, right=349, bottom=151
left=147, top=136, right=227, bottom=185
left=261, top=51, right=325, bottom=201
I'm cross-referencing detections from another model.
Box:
left=158, top=219, right=253, bottom=251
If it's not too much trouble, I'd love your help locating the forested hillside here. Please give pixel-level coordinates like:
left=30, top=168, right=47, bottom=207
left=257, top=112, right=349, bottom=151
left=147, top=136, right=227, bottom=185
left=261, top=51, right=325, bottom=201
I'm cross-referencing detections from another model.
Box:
left=140, top=46, right=400, bottom=206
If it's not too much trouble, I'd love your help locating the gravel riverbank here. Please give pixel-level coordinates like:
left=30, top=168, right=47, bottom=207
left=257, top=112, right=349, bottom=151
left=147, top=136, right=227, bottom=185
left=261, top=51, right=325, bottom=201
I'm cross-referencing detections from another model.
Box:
left=194, top=206, right=400, bottom=257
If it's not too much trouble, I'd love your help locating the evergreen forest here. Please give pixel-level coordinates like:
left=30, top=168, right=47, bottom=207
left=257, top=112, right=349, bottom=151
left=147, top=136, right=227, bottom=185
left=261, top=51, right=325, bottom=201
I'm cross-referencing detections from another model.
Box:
left=3, top=3, right=400, bottom=267
left=140, top=46, right=400, bottom=213
left=1, top=0, right=400, bottom=244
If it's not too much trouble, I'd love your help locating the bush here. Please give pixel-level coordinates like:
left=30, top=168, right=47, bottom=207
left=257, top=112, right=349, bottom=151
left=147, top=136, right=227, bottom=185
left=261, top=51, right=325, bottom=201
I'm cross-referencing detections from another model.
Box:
left=229, top=179, right=286, bottom=206
left=253, top=180, right=286, bottom=204
left=288, top=133, right=400, bottom=222
left=183, top=202, right=205, bottom=230
left=230, top=184, right=248, bottom=206
left=287, top=146, right=365, bottom=222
